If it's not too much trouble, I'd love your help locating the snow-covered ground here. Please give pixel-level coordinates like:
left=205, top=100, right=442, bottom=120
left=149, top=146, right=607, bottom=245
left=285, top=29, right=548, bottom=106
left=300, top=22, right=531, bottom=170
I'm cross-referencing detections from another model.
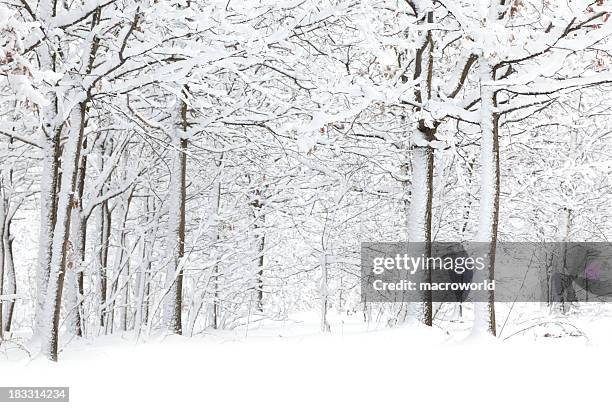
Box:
left=2, top=305, right=611, bottom=408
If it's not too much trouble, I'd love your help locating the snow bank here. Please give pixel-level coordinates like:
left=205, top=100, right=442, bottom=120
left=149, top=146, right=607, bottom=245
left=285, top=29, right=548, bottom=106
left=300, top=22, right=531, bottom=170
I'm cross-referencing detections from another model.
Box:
left=2, top=307, right=611, bottom=407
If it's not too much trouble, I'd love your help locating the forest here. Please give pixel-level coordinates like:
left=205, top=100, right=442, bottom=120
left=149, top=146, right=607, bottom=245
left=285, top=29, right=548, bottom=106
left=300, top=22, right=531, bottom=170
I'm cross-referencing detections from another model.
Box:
left=0, top=0, right=611, bottom=370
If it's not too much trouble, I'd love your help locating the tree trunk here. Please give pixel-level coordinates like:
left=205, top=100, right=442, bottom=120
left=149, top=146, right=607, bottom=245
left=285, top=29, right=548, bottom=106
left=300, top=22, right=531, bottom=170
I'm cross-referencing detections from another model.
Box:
left=209, top=172, right=221, bottom=329
left=114, top=192, right=133, bottom=332
left=320, top=253, right=330, bottom=332
left=42, top=102, right=87, bottom=361
left=99, top=198, right=111, bottom=329
left=474, top=62, right=499, bottom=336
left=135, top=195, right=154, bottom=333
left=251, top=190, right=265, bottom=312
left=98, top=139, right=113, bottom=331
left=405, top=9, right=435, bottom=326
left=65, top=206, right=85, bottom=336
left=0, top=183, right=5, bottom=340
left=407, top=140, right=434, bottom=326
left=3, top=219, right=16, bottom=333
left=66, top=134, right=88, bottom=336
left=34, top=0, right=62, bottom=335
left=163, top=94, right=188, bottom=334
left=34, top=125, right=61, bottom=337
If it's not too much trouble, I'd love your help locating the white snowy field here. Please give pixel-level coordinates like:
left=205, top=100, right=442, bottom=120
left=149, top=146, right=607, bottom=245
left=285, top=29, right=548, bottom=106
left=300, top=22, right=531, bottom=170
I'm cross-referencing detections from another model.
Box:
left=2, top=304, right=612, bottom=408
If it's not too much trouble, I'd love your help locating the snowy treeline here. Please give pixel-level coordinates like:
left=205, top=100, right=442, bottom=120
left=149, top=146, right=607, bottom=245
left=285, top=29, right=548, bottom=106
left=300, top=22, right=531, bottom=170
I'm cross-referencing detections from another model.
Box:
left=0, top=0, right=611, bottom=360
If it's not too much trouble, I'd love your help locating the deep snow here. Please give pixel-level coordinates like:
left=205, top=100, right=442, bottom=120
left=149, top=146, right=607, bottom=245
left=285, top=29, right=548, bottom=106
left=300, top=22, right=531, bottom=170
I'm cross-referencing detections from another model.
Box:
left=1, top=305, right=611, bottom=407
